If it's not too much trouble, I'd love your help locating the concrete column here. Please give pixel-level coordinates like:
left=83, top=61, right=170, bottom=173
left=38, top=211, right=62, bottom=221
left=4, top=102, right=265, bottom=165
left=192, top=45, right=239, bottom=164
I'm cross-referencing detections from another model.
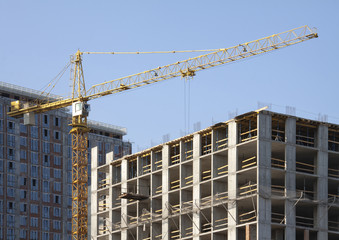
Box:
left=90, top=147, right=99, bottom=239
left=121, top=159, right=128, bottom=240
left=192, top=134, right=201, bottom=239
left=285, top=117, right=296, bottom=240
left=162, top=145, right=170, bottom=240
left=316, top=125, right=328, bottom=239
left=228, top=120, right=238, bottom=240
left=107, top=152, right=114, bottom=240
left=257, top=112, right=272, bottom=240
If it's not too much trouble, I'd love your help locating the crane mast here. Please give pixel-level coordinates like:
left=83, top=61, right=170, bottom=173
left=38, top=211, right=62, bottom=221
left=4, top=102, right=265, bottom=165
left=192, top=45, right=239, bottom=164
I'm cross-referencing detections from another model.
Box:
left=70, top=51, right=89, bottom=240
left=7, top=25, right=317, bottom=240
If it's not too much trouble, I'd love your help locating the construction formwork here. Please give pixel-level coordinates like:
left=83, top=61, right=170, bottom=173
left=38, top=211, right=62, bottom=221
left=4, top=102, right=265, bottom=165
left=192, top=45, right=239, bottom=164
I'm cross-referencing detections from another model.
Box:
left=91, top=110, right=339, bottom=240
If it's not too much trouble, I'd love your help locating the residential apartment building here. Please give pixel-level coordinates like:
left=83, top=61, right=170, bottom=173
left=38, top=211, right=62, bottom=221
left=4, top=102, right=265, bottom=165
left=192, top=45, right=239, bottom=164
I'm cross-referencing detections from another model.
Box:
left=91, top=109, right=339, bottom=240
left=0, top=82, right=131, bottom=239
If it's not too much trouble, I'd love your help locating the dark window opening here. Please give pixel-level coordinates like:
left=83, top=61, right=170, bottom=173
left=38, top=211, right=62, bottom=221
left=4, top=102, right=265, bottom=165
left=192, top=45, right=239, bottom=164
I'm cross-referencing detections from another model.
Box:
left=44, top=115, right=48, bottom=125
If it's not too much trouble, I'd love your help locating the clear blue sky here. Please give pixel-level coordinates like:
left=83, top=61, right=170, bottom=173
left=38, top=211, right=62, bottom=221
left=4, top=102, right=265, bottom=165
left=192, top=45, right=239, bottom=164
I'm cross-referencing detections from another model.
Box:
left=1, top=1, right=338, bottom=152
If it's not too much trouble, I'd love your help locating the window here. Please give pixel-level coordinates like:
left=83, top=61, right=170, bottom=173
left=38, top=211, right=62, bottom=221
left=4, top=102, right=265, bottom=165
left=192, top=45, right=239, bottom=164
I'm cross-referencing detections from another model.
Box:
left=67, top=222, right=72, bottom=231
left=31, top=178, right=38, bottom=190
left=20, top=177, right=27, bottom=186
left=20, top=136, right=27, bottom=146
left=7, top=214, right=15, bottom=227
left=53, top=220, right=61, bottom=230
left=7, top=188, right=15, bottom=197
left=43, top=155, right=50, bottom=166
left=31, top=139, right=39, bottom=151
left=54, top=117, right=59, bottom=127
left=54, top=156, right=61, bottom=166
left=43, top=180, right=49, bottom=192
left=42, top=232, right=50, bottom=240
left=8, top=148, right=14, bottom=160
left=20, top=189, right=27, bottom=199
left=54, top=131, right=60, bottom=140
left=42, top=206, right=50, bottom=218
left=8, top=121, right=15, bottom=133
left=7, top=228, right=15, bottom=240
left=105, top=142, right=111, bottom=153
left=54, top=169, right=61, bottom=179
left=30, top=230, right=38, bottom=240
left=30, top=204, right=39, bottom=214
left=0, top=146, right=3, bottom=158
left=42, top=167, right=50, bottom=179
left=20, top=203, right=27, bottom=213
left=43, top=114, right=49, bottom=126
left=0, top=174, right=3, bottom=185
left=43, top=129, right=49, bottom=140
left=7, top=134, right=15, bottom=147
left=20, top=216, right=27, bottom=226
left=20, top=163, right=27, bottom=173
left=43, top=193, right=50, bottom=203
left=31, top=191, right=39, bottom=201
left=54, top=182, right=61, bottom=192
left=0, top=160, right=3, bottom=171
left=53, top=207, right=61, bottom=217
left=30, top=126, right=38, bottom=138
left=54, top=195, right=61, bottom=204
left=20, top=229, right=27, bottom=238
left=43, top=141, right=50, bottom=153
left=31, top=152, right=39, bottom=164
left=42, top=219, right=50, bottom=231
left=7, top=174, right=15, bottom=186
left=30, top=217, right=38, bottom=227
left=54, top=143, right=61, bottom=153
left=20, top=124, right=27, bottom=133
left=31, top=165, right=39, bottom=178
left=53, top=233, right=61, bottom=240
left=20, top=149, right=27, bottom=159
left=7, top=161, right=15, bottom=173
left=7, top=201, right=14, bottom=213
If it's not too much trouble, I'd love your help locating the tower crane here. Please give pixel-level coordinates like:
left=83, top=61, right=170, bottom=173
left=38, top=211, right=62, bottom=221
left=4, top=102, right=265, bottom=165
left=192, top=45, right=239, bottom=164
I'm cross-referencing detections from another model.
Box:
left=7, top=25, right=317, bottom=240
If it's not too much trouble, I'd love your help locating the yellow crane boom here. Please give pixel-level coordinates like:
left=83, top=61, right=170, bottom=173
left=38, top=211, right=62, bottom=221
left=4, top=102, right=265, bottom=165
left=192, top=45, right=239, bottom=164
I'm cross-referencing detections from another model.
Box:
left=7, top=25, right=317, bottom=240
left=8, top=25, right=317, bottom=118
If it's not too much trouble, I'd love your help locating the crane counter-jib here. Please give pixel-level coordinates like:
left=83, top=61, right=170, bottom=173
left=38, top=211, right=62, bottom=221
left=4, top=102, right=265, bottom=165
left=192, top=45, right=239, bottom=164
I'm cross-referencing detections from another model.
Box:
left=7, top=97, right=83, bottom=118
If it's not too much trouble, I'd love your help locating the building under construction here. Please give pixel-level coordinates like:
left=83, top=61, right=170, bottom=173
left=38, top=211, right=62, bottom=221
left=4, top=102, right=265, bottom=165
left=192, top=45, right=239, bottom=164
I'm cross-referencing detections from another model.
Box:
left=91, top=109, right=339, bottom=240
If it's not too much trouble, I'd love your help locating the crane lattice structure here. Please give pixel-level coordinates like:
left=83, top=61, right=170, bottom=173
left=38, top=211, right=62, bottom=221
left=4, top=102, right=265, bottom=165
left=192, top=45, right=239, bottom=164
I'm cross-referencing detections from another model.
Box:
left=7, top=25, right=317, bottom=240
